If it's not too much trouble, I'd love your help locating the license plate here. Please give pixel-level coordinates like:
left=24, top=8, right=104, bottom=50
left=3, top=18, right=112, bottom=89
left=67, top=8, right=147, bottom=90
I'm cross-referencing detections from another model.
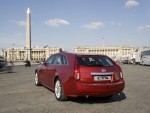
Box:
left=94, top=76, right=111, bottom=81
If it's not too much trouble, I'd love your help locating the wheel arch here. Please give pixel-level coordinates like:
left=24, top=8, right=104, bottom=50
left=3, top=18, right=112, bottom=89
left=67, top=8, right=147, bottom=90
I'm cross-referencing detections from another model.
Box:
left=54, top=76, right=59, bottom=85
left=54, top=75, right=68, bottom=101
left=54, top=75, right=66, bottom=93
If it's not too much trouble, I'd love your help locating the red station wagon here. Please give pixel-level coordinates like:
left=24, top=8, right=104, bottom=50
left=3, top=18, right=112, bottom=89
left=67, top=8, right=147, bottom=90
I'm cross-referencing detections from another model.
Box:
left=35, top=52, right=125, bottom=101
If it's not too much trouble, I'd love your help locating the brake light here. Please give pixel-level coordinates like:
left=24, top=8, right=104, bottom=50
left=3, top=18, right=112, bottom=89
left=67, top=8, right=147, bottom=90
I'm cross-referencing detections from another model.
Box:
left=74, top=58, right=80, bottom=80
left=111, top=65, right=123, bottom=82
left=115, top=72, right=120, bottom=81
left=120, top=72, right=123, bottom=78
left=116, top=64, right=123, bottom=79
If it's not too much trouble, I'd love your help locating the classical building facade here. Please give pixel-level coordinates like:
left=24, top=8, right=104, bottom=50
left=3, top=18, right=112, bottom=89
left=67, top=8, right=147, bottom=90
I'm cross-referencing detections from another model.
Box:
left=74, top=46, right=135, bottom=61
left=0, top=48, right=4, bottom=58
left=4, top=47, right=62, bottom=62
left=2, top=46, right=150, bottom=62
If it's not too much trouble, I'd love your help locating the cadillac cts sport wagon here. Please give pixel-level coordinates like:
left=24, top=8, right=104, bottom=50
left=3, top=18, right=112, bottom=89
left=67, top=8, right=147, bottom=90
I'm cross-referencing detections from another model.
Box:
left=35, top=52, right=125, bottom=101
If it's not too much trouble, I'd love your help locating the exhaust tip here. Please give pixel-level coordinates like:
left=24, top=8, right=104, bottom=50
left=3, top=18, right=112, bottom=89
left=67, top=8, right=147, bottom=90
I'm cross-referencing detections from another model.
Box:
left=84, top=95, right=89, bottom=98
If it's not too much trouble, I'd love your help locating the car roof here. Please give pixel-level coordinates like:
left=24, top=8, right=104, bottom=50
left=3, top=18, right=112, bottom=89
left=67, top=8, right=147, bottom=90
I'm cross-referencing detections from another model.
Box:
left=60, top=51, right=108, bottom=57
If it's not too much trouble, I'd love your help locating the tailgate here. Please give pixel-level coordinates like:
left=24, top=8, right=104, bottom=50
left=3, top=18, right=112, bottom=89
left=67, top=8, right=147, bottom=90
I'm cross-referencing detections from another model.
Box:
left=79, top=66, right=117, bottom=83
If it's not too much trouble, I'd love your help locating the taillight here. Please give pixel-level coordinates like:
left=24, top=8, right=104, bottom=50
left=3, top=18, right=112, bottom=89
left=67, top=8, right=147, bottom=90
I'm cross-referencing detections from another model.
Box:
left=113, top=65, right=123, bottom=81
left=114, top=72, right=120, bottom=81
left=117, top=65, right=123, bottom=79
left=120, top=72, right=123, bottom=78
left=74, top=59, right=80, bottom=80
left=113, top=71, right=123, bottom=82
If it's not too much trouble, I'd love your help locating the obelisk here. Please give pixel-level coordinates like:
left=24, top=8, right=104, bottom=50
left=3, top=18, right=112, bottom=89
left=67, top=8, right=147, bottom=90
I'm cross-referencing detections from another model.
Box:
left=26, top=8, right=31, bottom=61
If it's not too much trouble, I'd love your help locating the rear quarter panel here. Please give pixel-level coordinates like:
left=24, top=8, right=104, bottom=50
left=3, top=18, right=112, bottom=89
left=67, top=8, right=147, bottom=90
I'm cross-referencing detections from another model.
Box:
left=59, top=53, right=78, bottom=96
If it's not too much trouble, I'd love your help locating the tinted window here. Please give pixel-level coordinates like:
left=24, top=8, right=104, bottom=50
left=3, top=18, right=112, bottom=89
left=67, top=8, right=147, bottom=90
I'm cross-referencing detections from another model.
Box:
left=53, top=55, right=62, bottom=65
left=62, top=56, right=68, bottom=64
left=78, top=56, right=115, bottom=67
left=46, top=55, right=56, bottom=64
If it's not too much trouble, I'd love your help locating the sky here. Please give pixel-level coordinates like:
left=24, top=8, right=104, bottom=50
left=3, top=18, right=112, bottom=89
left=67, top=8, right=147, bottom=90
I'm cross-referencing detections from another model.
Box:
left=0, top=0, right=150, bottom=52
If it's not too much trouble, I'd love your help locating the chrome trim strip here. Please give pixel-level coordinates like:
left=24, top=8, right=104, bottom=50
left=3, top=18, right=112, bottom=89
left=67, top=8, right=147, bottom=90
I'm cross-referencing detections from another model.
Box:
left=83, top=81, right=124, bottom=86
left=91, top=72, right=114, bottom=76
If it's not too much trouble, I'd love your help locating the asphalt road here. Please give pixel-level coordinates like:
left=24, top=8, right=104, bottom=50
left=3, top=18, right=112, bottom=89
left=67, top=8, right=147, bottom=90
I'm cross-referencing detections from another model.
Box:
left=0, top=64, right=150, bottom=113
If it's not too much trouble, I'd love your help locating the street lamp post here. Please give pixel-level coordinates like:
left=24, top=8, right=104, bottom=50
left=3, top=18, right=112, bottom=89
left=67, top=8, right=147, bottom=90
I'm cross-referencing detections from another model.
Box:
left=12, top=48, right=14, bottom=62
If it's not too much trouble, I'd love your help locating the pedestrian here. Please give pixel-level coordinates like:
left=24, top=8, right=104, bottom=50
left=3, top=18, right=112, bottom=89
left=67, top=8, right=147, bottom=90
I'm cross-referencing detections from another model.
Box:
left=10, top=60, right=14, bottom=66
left=132, top=58, right=135, bottom=66
left=25, top=59, right=31, bottom=67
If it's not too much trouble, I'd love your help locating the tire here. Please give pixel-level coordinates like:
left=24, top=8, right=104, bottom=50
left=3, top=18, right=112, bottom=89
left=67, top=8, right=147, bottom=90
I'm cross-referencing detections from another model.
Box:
left=35, top=72, right=41, bottom=86
left=54, top=78, right=67, bottom=101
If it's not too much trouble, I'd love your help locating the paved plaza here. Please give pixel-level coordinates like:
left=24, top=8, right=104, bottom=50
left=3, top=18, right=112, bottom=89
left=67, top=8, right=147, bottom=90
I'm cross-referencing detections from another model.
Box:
left=0, top=64, right=150, bottom=113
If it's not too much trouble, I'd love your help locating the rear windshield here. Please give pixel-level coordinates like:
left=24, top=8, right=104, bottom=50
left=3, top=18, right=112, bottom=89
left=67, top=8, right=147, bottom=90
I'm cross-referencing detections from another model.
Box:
left=77, top=56, right=115, bottom=67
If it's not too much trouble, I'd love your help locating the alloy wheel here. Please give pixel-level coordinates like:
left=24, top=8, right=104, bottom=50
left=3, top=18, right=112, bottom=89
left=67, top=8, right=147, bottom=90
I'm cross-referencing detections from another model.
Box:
left=55, top=80, right=62, bottom=99
left=35, top=73, right=40, bottom=86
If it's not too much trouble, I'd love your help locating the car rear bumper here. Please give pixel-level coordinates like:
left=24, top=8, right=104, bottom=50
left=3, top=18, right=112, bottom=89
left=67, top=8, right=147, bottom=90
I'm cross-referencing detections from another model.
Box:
left=69, top=80, right=125, bottom=97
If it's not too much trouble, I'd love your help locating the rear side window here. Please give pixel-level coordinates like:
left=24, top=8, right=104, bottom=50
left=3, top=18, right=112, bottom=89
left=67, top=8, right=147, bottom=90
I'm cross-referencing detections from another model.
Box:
left=46, top=55, right=56, bottom=64
left=45, top=54, right=68, bottom=65
left=53, top=55, right=62, bottom=64
left=62, top=56, right=68, bottom=64
left=77, top=56, right=115, bottom=67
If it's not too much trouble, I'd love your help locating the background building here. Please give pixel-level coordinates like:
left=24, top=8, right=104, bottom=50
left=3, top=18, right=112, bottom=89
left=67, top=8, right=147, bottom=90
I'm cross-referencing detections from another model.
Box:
left=3, top=45, right=150, bottom=63
left=0, top=48, right=4, bottom=58
left=74, top=46, right=135, bottom=61
left=4, top=47, right=62, bottom=62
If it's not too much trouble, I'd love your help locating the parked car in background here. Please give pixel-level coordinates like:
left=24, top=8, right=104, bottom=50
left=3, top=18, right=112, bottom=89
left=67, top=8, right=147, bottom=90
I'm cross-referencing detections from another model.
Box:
left=35, top=52, right=125, bottom=101
left=122, top=60, right=129, bottom=64
left=0, top=59, right=13, bottom=73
